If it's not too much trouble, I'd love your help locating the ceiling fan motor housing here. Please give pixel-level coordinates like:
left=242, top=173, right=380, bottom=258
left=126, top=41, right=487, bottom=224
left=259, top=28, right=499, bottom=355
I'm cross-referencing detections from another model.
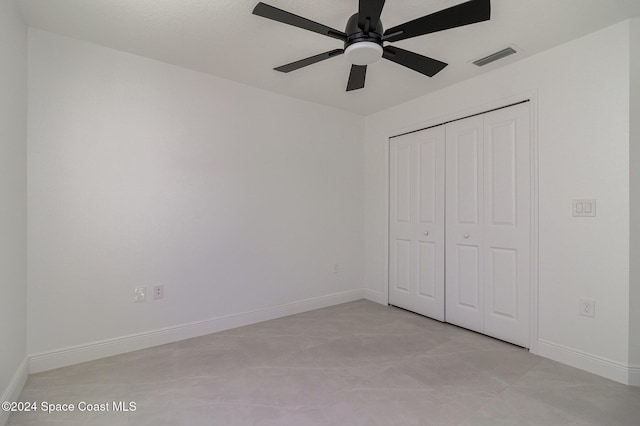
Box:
left=344, top=13, right=384, bottom=66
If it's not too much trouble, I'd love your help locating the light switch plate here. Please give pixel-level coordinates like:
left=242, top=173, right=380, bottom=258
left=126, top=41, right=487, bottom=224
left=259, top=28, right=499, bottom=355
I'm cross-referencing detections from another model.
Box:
left=572, top=199, right=596, bottom=217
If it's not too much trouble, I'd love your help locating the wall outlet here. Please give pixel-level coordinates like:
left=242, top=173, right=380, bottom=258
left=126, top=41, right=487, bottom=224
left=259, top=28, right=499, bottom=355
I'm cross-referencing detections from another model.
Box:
left=153, top=285, right=164, bottom=299
left=134, top=286, right=146, bottom=303
left=333, top=263, right=340, bottom=274
left=579, top=298, right=595, bottom=317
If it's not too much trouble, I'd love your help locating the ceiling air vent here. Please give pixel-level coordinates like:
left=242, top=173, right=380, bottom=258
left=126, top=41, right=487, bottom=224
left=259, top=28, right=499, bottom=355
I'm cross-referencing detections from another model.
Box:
left=472, top=47, right=517, bottom=67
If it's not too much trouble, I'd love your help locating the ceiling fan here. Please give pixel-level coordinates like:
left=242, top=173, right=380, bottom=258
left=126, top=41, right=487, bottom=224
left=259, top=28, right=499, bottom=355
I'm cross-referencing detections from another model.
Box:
left=252, top=0, right=491, bottom=91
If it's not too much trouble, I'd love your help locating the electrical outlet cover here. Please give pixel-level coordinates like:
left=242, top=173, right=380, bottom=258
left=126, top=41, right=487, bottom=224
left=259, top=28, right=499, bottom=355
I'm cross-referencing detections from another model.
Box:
left=153, top=285, right=164, bottom=299
left=579, top=298, right=595, bottom=318
left=134, top=286, right=146, bottom=302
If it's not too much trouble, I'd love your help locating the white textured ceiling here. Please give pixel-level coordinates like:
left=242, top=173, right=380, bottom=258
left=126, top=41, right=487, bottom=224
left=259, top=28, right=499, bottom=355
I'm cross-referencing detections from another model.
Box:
left=17, top=0, right=640, bottom=115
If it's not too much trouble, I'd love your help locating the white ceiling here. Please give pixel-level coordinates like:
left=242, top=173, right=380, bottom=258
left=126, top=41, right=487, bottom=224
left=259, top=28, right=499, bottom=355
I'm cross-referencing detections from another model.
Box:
left=17, top=0, right=640, bottom=115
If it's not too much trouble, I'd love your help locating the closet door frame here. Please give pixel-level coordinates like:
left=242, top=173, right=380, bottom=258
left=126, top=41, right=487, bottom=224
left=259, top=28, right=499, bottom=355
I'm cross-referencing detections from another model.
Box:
left=384, top=93, right=539, bottom=354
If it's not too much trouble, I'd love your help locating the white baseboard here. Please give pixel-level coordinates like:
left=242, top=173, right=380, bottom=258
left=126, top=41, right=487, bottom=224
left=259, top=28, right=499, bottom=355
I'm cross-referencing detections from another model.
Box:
left=29, top=289, right=365, bottom=374
left=1, top=357, right=28, bottom=426
left=629, top=364, right=640, bottom=386
left=363, top=288, right=386, bottom=305
left=537, top=339, right=635, bottom=385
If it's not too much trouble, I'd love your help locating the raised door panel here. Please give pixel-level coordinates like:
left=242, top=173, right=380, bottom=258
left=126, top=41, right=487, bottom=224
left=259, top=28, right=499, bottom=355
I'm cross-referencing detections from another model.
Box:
left=487, top=120, right=517, bottom=227
left=394, top=239, right=411, bottom=293
left=394, top=141, right=412, bottom=224
left=457, top=245, right=480, bottom=310
left=488, top=247, right=518, bottom=319
left=456, top=130, right=481, bottom=225
left=418, top=139, right=437, bottom=225
left=418, top=241, right=436, bottom=299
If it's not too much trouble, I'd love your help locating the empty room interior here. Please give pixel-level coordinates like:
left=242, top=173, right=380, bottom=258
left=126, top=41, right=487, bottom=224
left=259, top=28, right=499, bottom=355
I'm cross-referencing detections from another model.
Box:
left=2, top=0, right=640, bottom=424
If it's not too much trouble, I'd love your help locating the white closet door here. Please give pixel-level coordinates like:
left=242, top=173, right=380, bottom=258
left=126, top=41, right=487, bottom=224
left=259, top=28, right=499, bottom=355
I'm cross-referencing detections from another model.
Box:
left=445, top=103, right=531, bottom=347
left=389, top=126, right=445, bottom=321
left=445, top=116, right=485, bottom=333
left=482, top=103, right=530, bottom=347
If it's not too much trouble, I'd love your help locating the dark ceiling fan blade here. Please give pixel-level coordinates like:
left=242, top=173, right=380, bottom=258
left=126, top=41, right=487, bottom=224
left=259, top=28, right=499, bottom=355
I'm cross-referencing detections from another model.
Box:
left=358, top=0, right=386, bottom=33
left=383, top=0, right=490, bottom=43
left=346, top=65, right=367, bottom=91
left=253, top=2, right=347, bottom=41
left=383, top=46, right=447, bottom=77
left=274, top=49, right=344, bottom=73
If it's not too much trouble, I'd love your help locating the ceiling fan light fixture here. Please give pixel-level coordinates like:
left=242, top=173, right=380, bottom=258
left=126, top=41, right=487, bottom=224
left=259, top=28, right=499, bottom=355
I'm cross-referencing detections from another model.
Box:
left=344, top=42, right=383, bottom=66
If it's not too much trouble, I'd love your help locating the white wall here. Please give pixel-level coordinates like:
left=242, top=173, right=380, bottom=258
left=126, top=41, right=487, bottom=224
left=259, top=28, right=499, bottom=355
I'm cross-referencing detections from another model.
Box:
left=27, top=29, right=364, bottom=367
left=364, top=21, right=632, bottom=382
left=0, top=0, right=28, bottom=420
left=21, top=14, right=639, bottom=384
left=630, top=17, right=640, bottom=372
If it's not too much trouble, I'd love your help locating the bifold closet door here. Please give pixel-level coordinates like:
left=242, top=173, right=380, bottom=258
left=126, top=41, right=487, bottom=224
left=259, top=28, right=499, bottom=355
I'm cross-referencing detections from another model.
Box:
left=389, top=126, right=446, bottom=321
left=482, top=104, right=530, bottom=347
left=446, top=103, right=531, bottom=347
left=444, top=115, right=485, bottom=334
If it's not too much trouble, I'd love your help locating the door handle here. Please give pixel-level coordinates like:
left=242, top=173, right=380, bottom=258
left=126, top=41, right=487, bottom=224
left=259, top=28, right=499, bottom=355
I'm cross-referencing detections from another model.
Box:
left=424, top=231, right=429, bottom=236
left=464, top=233, right=470, bottom=239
